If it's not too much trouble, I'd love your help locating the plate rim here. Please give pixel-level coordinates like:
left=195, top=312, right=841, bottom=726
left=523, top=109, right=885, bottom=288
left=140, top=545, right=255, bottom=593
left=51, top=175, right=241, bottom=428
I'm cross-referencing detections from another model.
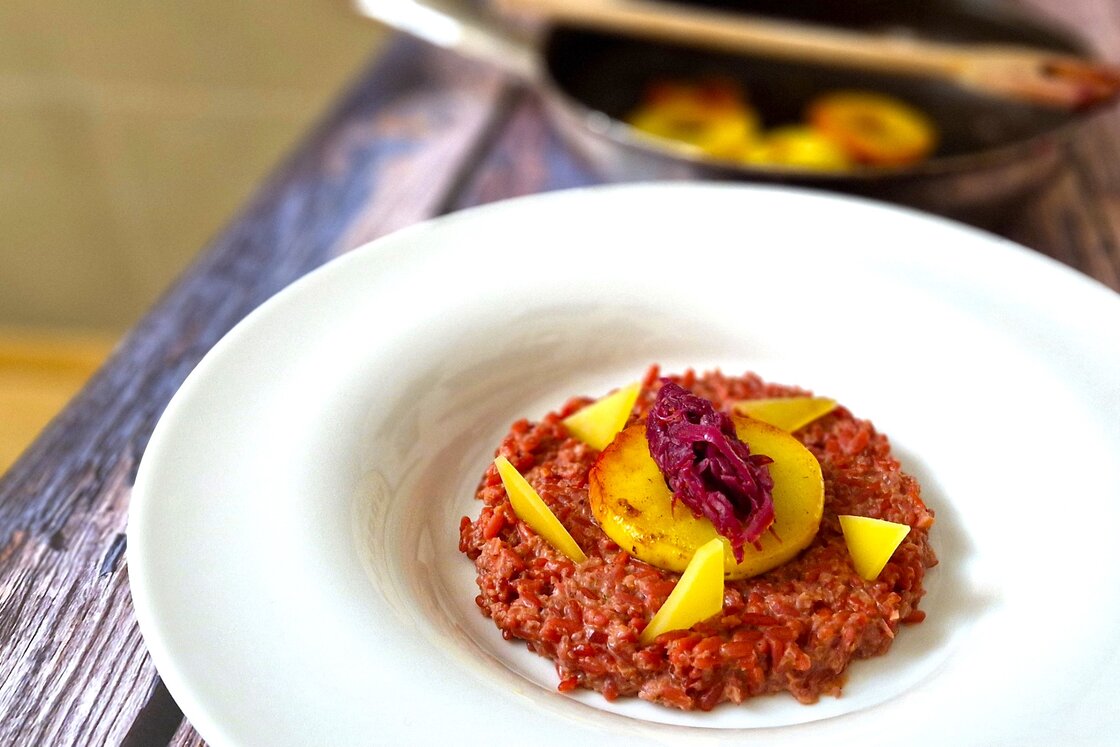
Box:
left=127, top=181, right=1120, bottom=747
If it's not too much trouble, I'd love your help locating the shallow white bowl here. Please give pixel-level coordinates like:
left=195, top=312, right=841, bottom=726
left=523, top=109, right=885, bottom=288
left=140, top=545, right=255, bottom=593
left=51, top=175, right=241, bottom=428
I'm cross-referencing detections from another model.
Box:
left=129, top=183, right=1120, bottom=746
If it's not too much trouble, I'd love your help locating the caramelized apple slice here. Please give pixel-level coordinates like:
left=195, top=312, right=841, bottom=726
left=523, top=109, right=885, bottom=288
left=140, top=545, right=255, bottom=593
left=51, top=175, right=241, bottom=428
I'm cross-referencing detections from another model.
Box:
left=734, top=396, right=837, bottom=432
left=627, top=79, right=759, bottom=159
left=838, top=515, right=911, bottom=581
left=562, top=382, right=640, bottom=451
left=494, top=456, right=587, bottom=563
left=809, top=91, right=936, bottom=166
left=743, top=126, right=851, bottom=170
left=589, top=416, right=823, bottom=579
left=640, top=537, right=725, bottom=644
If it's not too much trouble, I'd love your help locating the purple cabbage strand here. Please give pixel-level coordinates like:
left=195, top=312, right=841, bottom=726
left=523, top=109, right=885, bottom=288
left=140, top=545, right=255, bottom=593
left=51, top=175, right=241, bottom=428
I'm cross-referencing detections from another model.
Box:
left=646, top=379, right=775, bottom=562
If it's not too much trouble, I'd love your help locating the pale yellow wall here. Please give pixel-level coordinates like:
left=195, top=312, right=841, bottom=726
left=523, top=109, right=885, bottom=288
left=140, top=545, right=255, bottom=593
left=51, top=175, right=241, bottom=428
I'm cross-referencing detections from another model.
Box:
left=0, top=1, right=388, bottom=333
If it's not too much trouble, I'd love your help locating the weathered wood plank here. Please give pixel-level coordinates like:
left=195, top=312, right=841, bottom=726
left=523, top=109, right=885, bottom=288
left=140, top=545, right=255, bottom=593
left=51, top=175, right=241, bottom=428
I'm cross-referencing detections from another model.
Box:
left=999, top=0, right=1120, bottom=290
left=451, top=88, right=600, bottom=210
left=0, top=37, right=513, bottom=746
left=1003, top=144, right=1120, bottom=291
left=167, top=719, right=207, bottom=747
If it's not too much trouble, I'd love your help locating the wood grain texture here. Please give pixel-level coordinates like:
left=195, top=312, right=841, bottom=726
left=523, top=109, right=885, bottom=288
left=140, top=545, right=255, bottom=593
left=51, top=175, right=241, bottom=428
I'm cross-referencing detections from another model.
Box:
left=451, top=88, right=600, bottom=210
left=2, top=1, right=1120, bottom=744
left=0, top=37, right=511, bottom=746
left=1000, top=0, right=1120, bottom=290
left=167, top=719, right=207, bottom=747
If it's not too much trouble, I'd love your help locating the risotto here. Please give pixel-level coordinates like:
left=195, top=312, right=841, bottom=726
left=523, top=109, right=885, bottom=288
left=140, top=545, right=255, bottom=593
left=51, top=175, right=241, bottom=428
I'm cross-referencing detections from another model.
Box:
left=458, top=366, right=936, bottom=710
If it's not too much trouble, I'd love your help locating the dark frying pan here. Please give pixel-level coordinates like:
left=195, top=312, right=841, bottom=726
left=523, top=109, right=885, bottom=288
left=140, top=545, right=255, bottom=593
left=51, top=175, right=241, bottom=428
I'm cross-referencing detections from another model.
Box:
left=359, top=0, right=1095, bottom=223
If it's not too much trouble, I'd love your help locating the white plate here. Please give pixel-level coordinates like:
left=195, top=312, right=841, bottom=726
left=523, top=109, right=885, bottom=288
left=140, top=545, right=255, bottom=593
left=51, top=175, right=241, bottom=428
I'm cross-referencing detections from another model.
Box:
left=129, top=183, right=1120, bottom=746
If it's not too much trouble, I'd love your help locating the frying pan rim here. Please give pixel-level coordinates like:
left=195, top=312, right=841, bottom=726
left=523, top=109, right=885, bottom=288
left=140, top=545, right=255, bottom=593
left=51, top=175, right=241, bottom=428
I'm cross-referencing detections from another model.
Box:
left=535, top=5, right=1097, bottom=182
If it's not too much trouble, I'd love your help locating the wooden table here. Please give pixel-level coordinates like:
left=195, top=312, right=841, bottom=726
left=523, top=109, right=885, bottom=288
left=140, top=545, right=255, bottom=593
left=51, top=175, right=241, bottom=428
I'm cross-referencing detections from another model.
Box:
left=2, top=2, right=1118, bottom=743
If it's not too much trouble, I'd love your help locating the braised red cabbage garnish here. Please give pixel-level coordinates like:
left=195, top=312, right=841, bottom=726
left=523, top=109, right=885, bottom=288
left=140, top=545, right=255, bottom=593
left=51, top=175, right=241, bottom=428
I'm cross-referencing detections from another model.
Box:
left=646, top=380, right=775, bottom=562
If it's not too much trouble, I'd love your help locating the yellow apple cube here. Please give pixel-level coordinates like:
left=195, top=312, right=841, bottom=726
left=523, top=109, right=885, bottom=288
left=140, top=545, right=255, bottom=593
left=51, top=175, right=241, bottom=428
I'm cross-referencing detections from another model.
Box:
left=562, top=382, right=641, bottom=451
left=838, top=515, right=911, bottom=581
left=734, top=396, right=836, bottom=432
left=494, top=456, right=587, bottom=563
left=640, top=537, right=725, bottom=644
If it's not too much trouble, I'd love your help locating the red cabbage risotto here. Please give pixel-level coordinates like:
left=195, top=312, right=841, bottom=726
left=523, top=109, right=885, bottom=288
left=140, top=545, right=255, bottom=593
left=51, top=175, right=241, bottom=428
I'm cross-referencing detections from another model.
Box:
left=459, top=367, right=936, bottom=710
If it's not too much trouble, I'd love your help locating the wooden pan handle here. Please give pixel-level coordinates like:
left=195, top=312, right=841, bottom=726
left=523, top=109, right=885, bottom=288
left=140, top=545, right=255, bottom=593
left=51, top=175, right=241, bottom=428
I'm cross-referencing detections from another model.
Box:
left=494, top=0, right=1120, bottom=109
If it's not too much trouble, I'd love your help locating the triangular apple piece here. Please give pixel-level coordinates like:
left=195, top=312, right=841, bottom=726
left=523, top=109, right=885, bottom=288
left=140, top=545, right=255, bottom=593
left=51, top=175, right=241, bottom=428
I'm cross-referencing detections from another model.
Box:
left=494, top=456, right=587, bottom=563
left=640, top=538, right=725, bottom=644
left=734, top=396, right=836, bottom=432
left=838, top=515, right=911, bottom=581
left=562, top=382, right=641, bottom=451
